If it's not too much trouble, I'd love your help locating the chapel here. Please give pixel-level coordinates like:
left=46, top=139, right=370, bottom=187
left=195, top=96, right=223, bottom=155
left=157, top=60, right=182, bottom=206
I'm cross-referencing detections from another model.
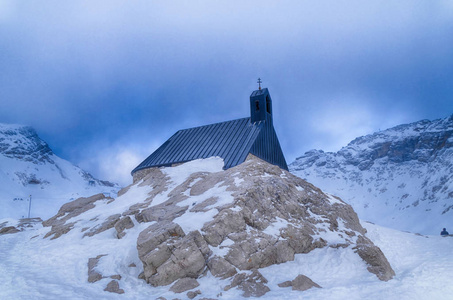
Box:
left=131, top=84, right=287, bottom=182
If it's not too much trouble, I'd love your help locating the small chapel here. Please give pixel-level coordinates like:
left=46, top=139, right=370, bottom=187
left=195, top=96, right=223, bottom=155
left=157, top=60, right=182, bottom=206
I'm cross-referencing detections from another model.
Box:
left=131, top=82, right=288, bottom=182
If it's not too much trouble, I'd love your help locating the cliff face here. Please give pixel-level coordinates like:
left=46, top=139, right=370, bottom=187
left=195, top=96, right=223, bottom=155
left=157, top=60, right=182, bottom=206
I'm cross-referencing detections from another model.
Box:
left=290, top=115, right=453, bottom=234
left=41, top=155, right=394, bottom=298
left=0, top=125, right=53, bottom=164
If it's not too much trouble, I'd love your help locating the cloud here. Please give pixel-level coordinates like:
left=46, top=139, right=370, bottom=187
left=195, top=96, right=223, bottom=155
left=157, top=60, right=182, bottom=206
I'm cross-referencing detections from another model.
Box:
left=1, top=1, right=453, bottom=183
left=76, top=138, right=162, bottom=186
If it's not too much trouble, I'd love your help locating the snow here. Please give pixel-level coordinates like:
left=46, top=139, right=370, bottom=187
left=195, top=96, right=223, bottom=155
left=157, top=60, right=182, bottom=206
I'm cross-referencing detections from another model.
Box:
left=163, top=156, right=224, bottom=185
left=1, top=221, right=453, bottom=299
left=210, top=238, right=234, bottom=257
left=0, top=153, right=118, bottom=220
left=262, top=217, right=289, bottom=236
left=2, top=121, right=453, bottom=299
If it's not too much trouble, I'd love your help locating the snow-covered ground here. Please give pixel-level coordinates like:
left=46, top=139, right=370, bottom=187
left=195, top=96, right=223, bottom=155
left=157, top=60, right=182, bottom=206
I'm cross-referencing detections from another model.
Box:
left=1, top=221, right=452, bottom=300
left=0, top=157, right=451, bottom=300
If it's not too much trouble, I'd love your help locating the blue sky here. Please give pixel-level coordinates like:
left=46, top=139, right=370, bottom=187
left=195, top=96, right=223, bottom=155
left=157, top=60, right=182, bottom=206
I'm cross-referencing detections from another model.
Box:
left=1, top=1, right=452, bottom=185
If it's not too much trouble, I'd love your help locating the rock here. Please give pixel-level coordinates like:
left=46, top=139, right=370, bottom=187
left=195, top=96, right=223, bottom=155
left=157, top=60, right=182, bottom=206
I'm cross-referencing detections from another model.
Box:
left=277, top=280, right=292, bottom=288
left=0, top=226, right=20, bottom=235
left=104, top=280, right=124, bottom=294
left=87, top=254, right=107, bottom=283
left=137, top=221, right=185, bottom=259
left=291, top=274, right=321, bottom=291
left=148, top=231, right=211, bottom=286
left=187, top=289, right=201, bottom=299
left=83, top=214, right=121, bottom=237
left=169, top=277, right=200, bottom=293
left=43, top=194, right=112, bottom=239
left=224, top=270, right=270, bottom=298
left=114, top=216, right=134, bottom=239
left=354, top=235, right=396, bottom=281
left=38, top=151, right=395, bottom=296
left=138, top=203, right=188, bottom=223
left=137, top=221, right=212, bottom=286
left=207, top=256, right=237, bottom=279
left=130, top=155, right=394, bottom=289
left=43, top=222, right=75, bottom=240
left=43, top=193, right=107, bottom=227
left=202, top=209, right=246, bottom=247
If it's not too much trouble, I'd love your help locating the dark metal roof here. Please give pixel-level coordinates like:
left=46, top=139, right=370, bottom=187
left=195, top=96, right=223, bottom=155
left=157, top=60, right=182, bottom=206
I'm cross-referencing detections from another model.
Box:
left=131, top=117, right=266, bottom=174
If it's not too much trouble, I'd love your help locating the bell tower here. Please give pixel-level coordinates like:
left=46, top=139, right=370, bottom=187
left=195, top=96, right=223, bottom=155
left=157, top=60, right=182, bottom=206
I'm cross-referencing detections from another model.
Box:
left=250, top=87, right=272, bottom=125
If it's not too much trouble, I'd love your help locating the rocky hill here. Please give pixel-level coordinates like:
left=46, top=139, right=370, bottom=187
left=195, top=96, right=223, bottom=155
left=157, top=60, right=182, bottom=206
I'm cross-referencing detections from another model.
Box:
left=0, top=123, right=118, bottom=219
left=21, top=156, right=395, bottom=298
left=289, top=115, right=453, bottom=234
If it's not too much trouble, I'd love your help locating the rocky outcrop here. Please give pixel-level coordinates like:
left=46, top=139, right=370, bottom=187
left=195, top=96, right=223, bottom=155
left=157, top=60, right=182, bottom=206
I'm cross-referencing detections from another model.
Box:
left=43, top=193, right=112, bottom=239
left=137, top=222, right=211, bottom=286
left=133, top=155, right=394, bottom=295
left=42, top=155, right=395, bottom=297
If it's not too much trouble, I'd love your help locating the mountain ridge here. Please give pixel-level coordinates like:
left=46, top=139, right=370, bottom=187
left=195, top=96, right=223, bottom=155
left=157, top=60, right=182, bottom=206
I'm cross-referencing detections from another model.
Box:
left=0, top=122, right=119, bottom=220
left=290, top=114, right=453, bottom=235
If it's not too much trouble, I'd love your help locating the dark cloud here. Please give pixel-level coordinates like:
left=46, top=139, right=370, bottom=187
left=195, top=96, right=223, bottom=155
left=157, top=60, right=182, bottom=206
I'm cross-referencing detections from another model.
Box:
left=1, top=1, right=452, bottom=185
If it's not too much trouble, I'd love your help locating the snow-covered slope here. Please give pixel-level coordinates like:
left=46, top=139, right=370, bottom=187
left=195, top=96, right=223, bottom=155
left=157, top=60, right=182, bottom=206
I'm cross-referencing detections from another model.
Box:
left=0, top=123, right=119, bottom=220
left=0, top=157, right=452, bottom=299
left=290, top=115, right=453, bottom=235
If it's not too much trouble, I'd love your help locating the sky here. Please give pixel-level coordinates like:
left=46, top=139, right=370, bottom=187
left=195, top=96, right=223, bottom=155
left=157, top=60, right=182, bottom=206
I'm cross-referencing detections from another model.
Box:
left=1, top=1, right=453, bottom=186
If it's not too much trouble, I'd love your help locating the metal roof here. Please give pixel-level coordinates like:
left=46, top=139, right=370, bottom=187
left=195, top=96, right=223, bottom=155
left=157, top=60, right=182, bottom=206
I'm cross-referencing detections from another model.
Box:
left=131, top=117, right=267, bottom=174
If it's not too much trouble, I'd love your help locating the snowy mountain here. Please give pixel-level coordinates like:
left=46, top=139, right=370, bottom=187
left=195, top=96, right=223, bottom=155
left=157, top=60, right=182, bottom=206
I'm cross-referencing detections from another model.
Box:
left=0, top=123, right=119, bottom=220
left=290, top=115, right=453, bottom=235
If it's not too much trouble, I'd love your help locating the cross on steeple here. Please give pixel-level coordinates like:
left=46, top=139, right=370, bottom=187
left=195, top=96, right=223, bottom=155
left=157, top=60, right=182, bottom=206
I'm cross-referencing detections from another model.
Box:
left=257, top=78, right=262, bottom=90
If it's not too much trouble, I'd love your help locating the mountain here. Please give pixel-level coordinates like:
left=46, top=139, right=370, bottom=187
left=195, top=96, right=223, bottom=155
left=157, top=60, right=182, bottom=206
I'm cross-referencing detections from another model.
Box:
left=0, top=123, right=119, bottom=220
left=1, top=156, right=399, bottom=299
left=289, top=115, right=453, bottom=235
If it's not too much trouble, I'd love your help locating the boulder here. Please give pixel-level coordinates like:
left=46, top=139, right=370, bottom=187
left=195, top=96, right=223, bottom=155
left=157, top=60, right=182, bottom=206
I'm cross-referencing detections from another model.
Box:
left=291, top=274, right=321, bottom=291
left=187, top=289, right=201, bottom=299
left=104, top=280, right=124, bottom=294
left=224, top=270, right=270, bottom=298
left=354, top=235, right=396, bottom=281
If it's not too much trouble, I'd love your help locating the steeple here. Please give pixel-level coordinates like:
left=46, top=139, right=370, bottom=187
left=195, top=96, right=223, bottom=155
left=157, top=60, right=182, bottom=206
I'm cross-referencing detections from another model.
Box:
left=250, top=87, right=272, bottom=124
